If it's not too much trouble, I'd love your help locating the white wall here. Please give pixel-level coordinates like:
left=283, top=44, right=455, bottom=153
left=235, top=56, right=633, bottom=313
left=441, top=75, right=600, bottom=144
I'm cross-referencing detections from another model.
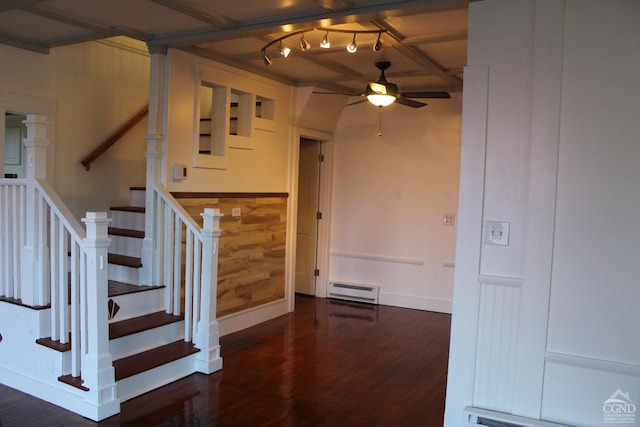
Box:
left=164, top=49, right=293, bottom=193
left=446, top=1, right=640, bottom=426
left=331, top=96, right=462, bottom=313
left=0, top=39, right=149, bottom=218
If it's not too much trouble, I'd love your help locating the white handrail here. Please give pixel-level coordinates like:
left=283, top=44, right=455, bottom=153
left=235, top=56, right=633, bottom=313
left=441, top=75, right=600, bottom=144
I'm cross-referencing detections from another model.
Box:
left=154, top=184, right=201, bottom=235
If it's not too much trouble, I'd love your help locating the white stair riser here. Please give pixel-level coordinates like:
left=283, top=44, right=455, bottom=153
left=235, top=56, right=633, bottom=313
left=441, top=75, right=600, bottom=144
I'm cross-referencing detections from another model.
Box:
left=117, top=353, right=198, bottom=402
left=109, top=234, right=143, bottom=258
left=108, top=264, right=141, bottom=285
left=129, top=189, right=145, bottom=208
left=108, top=287, right=164, bottom=323
left=110, top=210, right=145, bottom=232
left=110, top=322, right=185, bottom=360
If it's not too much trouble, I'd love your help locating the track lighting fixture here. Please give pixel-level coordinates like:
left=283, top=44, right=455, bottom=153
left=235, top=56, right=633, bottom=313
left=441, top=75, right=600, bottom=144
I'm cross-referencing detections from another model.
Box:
left=373, top=33, right=382, bottom=51
left=347, top=33, right=357, bottom=53
left=300, top=34, right=311, bottom=50
left=320, top=31, right=330, bottom=48
left=260, top=27, right=386, bottom=65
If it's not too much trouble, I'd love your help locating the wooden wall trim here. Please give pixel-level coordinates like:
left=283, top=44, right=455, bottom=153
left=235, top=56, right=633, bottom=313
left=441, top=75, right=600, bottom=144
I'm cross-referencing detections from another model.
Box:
left=171, top=192, right=288, bottom=199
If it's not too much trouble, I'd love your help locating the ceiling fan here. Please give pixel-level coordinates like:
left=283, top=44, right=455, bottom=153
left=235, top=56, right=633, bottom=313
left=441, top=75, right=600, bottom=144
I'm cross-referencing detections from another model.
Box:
left=314, top=61, right=450, bottom=108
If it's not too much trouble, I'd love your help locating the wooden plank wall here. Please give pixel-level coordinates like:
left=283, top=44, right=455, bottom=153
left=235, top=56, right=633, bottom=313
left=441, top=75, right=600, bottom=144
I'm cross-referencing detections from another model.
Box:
left=173, top=193, right=287, bottom=317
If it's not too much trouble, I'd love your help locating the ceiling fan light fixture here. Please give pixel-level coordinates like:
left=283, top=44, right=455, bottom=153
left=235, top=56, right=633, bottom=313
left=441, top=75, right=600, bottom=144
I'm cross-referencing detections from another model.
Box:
left=367, top=93, right=396, bottom=107
left=300, top=34, right=311, bottom=50
left=366, top=80, right=398, bottom=107
left=320, top=31, right=330, bottom=48
left=347, top=33, right=357, bottom=53
left=373, top=33, right=382, bottom=51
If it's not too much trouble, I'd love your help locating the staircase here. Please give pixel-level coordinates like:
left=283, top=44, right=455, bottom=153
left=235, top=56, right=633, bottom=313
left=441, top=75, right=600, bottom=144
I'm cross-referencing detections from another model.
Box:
left=1, top=115, right=222, bottom=422
left=107, top=186, right=145, bottom=285
left=34, top=187, right=203, bottom=404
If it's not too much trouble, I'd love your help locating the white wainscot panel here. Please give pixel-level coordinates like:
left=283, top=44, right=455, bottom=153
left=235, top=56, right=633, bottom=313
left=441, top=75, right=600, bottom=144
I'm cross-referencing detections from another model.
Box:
left=473, top=275, right=523, bottom=412
left=542, top=353, right=640, bottom=426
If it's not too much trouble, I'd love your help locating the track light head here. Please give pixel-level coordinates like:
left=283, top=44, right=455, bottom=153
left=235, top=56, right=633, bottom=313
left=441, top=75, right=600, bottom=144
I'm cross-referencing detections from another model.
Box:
left=262, top=51, right=272, bottom=65
left=373, top=33, right=382, bottom=51
left=300, top=34, right=311, bottom=50
left=346, top=33, right=357, bottom=53
left=320, top=31, right=330, bottom=48
left=279, top=41, right=291, bottom=57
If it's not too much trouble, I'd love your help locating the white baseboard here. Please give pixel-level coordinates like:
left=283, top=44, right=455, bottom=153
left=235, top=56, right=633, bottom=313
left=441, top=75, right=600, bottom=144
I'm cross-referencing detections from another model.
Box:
left=218, top=298, right=289, bottom=336
left=379, top=291, right=452, bottom=314
left=0, top=366, right=120, bottom=421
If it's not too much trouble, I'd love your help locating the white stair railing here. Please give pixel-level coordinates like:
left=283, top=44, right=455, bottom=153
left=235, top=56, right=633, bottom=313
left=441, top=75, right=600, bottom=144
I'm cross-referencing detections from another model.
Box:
left=1, top=113, right=117, bottom=414
left=152, top=185, right=223, bottom=373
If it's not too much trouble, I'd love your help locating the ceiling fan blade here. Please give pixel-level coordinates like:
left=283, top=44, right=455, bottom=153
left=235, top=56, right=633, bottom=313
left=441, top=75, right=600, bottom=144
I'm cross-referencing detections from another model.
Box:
left=399, top=91, right=451, bottom=99
left=345, top=99, right=368, bottom=107
left=395, top=98, right=428, bottom=108
left=312, top=91, right=363, bottom=97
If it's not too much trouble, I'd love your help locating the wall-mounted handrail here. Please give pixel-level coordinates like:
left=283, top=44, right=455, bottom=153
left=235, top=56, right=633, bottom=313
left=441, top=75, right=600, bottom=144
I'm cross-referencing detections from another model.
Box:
left=81, top=105, right=148, bottom=171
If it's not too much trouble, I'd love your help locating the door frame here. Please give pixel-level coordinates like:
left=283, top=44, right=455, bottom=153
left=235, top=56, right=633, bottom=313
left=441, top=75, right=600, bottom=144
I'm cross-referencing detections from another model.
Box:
left=286, top=127, right=334, bottom=312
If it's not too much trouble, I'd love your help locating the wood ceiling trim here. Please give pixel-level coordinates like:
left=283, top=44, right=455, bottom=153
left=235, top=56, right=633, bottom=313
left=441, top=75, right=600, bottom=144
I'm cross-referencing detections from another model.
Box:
left=149, top=0, right=236, bottom=29
left=373, top=18, right=463, bottom=88
left=0, top=32, right=48, bottom=53
left=311, top=0, right=352, bottom=13
left=0, top=0, right=44, bottom=12
left=147, top=0, right=462, bottom=48
left=21, top=4, right=114, bottom=34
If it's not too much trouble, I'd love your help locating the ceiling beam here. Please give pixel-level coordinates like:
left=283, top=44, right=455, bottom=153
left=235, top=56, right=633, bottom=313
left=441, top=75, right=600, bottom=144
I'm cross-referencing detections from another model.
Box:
left=149, top=0, right=236, bottom=29
left=402, top=30, right=467, bottom=45
left=373, top=18, right=463, bottom=88
left=0, top=0, right=44, bottom=12
left=180, top=46, right=296, bottom=86
left=21, top=4, right=115, bottom=34
left=0, top=32, right=48, bottom=53
left=148, top=0, right=466, bottom=48
left=311, top=0, right=352, bottom=13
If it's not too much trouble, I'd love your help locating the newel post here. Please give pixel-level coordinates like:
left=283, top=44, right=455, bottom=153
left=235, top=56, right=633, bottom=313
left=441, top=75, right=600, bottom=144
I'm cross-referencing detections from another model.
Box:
left=81, top=212, right=119, bottom=418
left=195, top=208, right=223, bottom=374
left=20, top=114, right=50, bottom=306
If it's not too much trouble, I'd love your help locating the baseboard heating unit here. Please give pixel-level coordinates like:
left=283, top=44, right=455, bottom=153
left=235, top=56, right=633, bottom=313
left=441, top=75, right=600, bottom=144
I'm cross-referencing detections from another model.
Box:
left=327, top=281, right=380, bottom=305
left=464, top=407, right=567, bottom=427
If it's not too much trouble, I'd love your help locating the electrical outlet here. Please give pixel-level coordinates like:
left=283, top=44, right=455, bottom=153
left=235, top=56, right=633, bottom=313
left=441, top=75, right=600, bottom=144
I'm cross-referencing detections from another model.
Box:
left=231, top=207, right=241, bottom=217
left=443, top=213, right=456, bottom=226
left=484, top=221, right=510, bottom=246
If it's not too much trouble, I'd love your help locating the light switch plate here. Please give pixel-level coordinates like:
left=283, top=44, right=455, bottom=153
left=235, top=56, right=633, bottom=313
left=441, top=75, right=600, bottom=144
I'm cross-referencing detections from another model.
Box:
left=484, top=221, right=510, bottom=246
left=231, top=207, right=241, bottom=217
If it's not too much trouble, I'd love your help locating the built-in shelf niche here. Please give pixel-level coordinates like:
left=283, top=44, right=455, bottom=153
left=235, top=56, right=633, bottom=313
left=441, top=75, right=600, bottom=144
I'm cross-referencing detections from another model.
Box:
left=193, top=63, right=277, bottom=170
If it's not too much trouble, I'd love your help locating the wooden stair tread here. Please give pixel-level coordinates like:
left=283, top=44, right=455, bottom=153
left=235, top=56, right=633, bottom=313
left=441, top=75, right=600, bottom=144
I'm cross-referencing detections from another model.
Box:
left=110, top=206, right=145, bottom=213
left=58, top=374, right=89, bottom=391
left=108, top=281, right=162, bottom=297
left=108, top=253, right=142, bottom=268
left=108, top=227, right=144, bottom=238
left=130, top=186, right=145, bottom=191
left=113, top=341, right=199, bottom=381
left=36, top=336, right=71, bottom=352
left=110, top=311, right=184, bottom=340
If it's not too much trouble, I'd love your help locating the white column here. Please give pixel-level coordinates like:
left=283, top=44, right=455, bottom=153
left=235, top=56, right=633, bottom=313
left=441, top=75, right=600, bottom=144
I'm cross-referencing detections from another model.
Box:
left=140, top=46, right=167, bottom=285
left=195, top=208, right=223, bottom=374
left=20, top=114, right=49, bottom=306
left=81, top=212, right=119, bottom=419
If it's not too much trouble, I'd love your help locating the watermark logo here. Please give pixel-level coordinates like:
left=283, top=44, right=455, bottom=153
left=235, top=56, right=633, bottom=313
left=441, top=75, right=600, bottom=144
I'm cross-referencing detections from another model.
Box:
left=603, top=389, right=636, bottom=424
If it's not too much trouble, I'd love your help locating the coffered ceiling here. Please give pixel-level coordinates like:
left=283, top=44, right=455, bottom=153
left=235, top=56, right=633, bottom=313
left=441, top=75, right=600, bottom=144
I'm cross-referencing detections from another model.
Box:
left=0, top=0, right=468, bottom=94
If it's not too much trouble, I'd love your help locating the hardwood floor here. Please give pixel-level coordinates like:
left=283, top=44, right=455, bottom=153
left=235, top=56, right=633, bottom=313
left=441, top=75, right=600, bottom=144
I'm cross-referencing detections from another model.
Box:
left=0, top=295, right=451, bottom=426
